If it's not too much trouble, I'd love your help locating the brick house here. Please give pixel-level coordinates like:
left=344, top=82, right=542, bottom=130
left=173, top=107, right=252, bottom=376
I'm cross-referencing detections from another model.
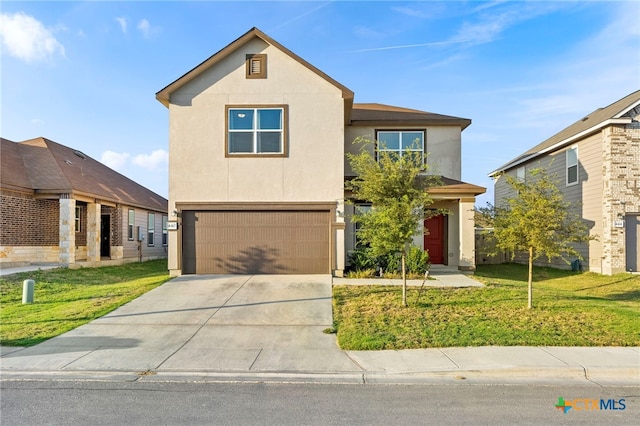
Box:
left=156, top=27, right=485, bottom=276
left=489, top=90, right=640, bottom=274
left=1, top=137, right=168, bottom=268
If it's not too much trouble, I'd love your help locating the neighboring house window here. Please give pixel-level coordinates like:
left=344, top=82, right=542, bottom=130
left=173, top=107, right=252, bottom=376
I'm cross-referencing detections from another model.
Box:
left=516, top=166, right=525, bottom=182
left=162, top=215, right=168, bottom=246
left=376, top=130, right=425, bottom=163
left=354, top=204, right=372, bottom=248
left=75, top=207, right=81, bottom=232
left=246, top=54, right=267, bottom=79
left=128, top=209, right=135, bottom=241
left=566, top=146, right=578, bottom=185
left=147, top=213, right=155, bottom=246
left=226, top=106, right=287, bottom=156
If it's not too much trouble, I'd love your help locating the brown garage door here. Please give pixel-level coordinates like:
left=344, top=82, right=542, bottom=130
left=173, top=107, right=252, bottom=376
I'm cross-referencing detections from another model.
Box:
left=182, top=210, right=331, bottom=274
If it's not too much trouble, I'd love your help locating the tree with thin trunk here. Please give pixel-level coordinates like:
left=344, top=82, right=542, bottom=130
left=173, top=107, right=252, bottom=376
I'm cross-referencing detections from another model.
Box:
left=478, top=168, right=595, bottom=309
left=346, top=137, right=439, bottom=306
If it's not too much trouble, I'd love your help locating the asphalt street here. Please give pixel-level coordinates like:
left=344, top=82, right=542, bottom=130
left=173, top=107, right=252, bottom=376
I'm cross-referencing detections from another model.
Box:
left=1, top=381, right=638, bottom=425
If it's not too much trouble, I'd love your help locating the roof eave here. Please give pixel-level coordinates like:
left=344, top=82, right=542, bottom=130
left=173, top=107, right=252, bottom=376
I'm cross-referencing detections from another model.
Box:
left=349, top=119, right=471, bottom=129
left=488, top=117, right=632, bottom=177
left=155, top=27, right=354, bottom=111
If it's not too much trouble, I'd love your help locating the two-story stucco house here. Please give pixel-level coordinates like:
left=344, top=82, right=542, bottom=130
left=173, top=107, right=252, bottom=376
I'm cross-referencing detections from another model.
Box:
left=156, top=27, right=484, bottom=277
left=489, top=90, right=640, bottom=275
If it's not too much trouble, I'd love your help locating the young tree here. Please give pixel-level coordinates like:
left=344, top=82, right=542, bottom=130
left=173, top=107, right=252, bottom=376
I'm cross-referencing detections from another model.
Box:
left=346, top=137, right=440, bottom=306
left=479, top=168, right=594, bottom=309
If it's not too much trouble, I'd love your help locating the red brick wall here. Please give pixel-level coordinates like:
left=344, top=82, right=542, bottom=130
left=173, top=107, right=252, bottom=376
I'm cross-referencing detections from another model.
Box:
left=1, top=191, right=59, bottom=246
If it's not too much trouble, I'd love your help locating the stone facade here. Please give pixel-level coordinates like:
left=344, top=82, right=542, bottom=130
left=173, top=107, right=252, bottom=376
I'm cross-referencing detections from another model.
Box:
left=58, top=196, right=76, bottom=266
left=601, top=123, right=640, bottom=274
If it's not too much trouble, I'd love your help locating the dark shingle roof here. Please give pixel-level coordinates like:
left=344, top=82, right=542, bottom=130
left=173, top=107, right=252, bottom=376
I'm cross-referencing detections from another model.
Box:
left=350, top=103, right=471, bottom=130
left=1, top=137, right=167, bottom=212
left=490, top=90, right=640, bottom=176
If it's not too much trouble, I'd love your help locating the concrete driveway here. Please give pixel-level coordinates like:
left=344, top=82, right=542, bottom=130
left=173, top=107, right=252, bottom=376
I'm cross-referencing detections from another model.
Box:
left=0, top=275, right=360, bottom=374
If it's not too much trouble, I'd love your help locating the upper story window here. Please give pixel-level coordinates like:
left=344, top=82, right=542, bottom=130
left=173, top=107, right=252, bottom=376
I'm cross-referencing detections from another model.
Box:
left=566, top=146, right=578, bottom=185
left=246, top=54, right=267, bottom=79
left=376, top=130, right=425, bottom=163
left=226, top=106, right=287, bottom=156
left=516, top=166, right=525, bottom=182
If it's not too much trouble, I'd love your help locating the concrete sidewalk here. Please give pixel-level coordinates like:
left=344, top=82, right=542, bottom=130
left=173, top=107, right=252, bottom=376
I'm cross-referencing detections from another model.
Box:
left=1, top=272, right=638, bottom=385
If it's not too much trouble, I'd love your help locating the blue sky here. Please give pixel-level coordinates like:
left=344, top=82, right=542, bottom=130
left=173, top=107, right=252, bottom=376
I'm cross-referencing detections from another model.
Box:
left=2, top=1, right=639, bottom=205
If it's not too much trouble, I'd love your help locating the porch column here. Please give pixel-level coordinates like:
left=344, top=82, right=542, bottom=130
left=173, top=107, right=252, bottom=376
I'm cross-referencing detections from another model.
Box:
left=58, top=196, right=75, bottom=267
left=87, top=202, right=101, bottom=262
left=333, top=199, right=346, bottom=277
left=458, top=198, right=476, bottom=271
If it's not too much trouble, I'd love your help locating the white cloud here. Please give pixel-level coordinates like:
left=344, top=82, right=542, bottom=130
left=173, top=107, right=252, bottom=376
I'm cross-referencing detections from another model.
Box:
left=132, top=149, right=168, bottom=171
left=391, top=6, right=433, bottom=19
left=101, top=151, right=130, bottom=172
left=136, top=18, right=160, bottom=39
left=0, top=12, right=65, bottom=63
left=116, top=17, right=127, bottom=34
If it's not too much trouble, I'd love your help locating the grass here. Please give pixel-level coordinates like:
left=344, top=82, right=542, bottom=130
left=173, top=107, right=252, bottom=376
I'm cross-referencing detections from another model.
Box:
left=0, top=260, right=171, bottom=346
left=333, top=263, right=640, bottom=350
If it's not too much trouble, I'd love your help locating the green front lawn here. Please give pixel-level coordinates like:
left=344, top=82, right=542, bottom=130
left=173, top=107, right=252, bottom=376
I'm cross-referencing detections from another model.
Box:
left=333, top=264, right=640, bottom=350
left=0, top=260, right=171, bottom=346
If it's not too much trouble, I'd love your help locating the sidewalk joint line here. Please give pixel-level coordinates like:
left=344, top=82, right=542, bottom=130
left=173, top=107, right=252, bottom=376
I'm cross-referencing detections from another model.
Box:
left=439, top=349, right=460, bottom=368
left=538, top=347, right=571, bottom=366
left=248, top=348, right=263, bottom=371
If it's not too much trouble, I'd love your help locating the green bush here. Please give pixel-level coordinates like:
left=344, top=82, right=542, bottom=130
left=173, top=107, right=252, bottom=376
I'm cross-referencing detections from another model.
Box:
left=406, top=245, right=430, bottom=274
left=347, top=247, right=378, bottom=272
left=347, top=245, right=428, bottom=276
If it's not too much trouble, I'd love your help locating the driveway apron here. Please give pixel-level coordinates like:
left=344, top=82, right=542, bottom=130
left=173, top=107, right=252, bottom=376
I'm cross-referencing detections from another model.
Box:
left=0, top=275, right=360, bottom=374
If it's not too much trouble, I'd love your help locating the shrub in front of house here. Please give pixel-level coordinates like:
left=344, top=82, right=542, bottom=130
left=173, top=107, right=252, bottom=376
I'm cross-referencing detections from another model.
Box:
left=347, top=245, right=429, bottom=278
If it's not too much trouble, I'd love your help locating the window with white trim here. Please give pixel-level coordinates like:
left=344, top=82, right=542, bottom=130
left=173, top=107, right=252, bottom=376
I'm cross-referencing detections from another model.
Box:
left=376, top=130, right=425, bottom=163
left=75, top=207, right=81, bottom=233
left=227, top=106, right=286, bottom=155
left=566, top=146, right=578, bottom=185
left=147, top=213, right=155, bottom=246
left=162, top=215, right=168, bottom=246
left=128, top=209, right=135, bottom=241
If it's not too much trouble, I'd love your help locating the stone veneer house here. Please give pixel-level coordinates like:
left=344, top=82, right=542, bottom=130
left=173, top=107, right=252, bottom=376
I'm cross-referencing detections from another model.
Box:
left=489, top=90, right=640, bottom=275
left=156, top=27, right=485, bottom=277
left=1, top=137, right=168, bottom=268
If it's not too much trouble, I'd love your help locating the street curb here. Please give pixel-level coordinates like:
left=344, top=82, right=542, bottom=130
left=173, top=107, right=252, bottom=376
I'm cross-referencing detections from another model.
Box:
left=1, top=367, right=638, bottom=386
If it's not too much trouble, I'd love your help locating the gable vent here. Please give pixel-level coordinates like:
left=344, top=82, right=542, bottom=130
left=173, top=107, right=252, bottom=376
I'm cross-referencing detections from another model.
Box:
left=246, top=54, right=267, bottom=79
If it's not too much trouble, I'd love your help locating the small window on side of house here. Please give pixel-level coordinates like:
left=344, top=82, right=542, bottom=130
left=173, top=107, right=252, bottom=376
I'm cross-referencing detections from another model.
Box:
left=246, top=54, right=267, bottom=79
left=75, top=206, right=81, bottom=233
left=162, top=215, right=168, bottom=246
left=128, top=209, right=135, bottom=241
left=147, top=213, right=155, bottom=246
left=516, top=166, right=525, bottom=182
left=566, top=146, right=578, bottom=185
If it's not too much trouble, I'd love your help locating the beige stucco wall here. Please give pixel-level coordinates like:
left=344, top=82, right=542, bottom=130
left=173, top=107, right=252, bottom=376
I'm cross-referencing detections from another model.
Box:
left=344, top=126, right=462, bottom=180
left=167, top=38, right=345, bottom=273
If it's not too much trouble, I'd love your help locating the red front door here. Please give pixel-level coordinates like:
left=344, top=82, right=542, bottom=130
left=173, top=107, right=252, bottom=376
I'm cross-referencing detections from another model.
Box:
left=424, top=215, right=444, bottom=264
